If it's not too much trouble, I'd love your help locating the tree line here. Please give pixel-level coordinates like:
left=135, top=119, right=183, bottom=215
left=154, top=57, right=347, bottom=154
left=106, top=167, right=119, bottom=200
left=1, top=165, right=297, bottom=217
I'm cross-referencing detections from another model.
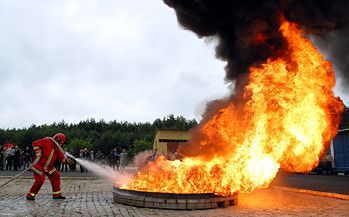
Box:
left=0, top=115, right=198, bottom=157
left=0, top=105, right=348, bottom=157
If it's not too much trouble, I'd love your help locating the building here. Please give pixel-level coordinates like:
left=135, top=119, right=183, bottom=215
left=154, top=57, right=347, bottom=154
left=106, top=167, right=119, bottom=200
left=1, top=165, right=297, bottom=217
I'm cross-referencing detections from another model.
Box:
left=153, top=129, right=189, bottom=153
left=330, top=128, right=349, bottom=174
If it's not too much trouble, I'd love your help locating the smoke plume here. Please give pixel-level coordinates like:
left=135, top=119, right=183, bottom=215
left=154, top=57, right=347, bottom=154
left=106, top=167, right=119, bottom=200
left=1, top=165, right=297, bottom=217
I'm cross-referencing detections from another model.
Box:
left=163, top=0, right=349, bottom=158
left=163, top=0, right=349, bottom=87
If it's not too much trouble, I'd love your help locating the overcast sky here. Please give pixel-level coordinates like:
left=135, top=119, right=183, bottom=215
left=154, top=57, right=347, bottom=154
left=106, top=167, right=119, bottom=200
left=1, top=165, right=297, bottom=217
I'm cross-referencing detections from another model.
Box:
left=0, top=1, right=347, bottom=129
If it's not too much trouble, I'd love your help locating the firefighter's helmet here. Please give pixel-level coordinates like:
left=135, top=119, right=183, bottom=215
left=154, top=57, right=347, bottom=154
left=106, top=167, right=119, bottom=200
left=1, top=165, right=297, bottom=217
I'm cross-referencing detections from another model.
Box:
left=53, top=133, right=67, bottom=144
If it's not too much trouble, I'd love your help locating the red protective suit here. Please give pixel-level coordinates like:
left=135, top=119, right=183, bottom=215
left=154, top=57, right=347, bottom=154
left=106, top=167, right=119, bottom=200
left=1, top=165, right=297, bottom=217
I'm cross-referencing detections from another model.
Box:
left=27, top=137, right=66, bottom=198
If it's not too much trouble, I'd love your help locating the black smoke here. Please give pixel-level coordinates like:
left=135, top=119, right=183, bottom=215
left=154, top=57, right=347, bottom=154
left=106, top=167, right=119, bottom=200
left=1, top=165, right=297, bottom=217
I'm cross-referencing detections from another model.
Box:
left=163, top=0, right=349, bottom=88
left=312, top=26, right=349, bottom=88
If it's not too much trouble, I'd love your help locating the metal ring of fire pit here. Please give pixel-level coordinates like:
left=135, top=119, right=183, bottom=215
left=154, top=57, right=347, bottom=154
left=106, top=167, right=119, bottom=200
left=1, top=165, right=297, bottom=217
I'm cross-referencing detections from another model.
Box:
left=113, top=187, right=238, bottom=210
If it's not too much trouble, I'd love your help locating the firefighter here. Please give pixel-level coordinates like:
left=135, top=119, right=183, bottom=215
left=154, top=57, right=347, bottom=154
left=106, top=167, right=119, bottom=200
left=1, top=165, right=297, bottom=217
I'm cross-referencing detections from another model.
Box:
left=26, top=133, right=71, bottom=200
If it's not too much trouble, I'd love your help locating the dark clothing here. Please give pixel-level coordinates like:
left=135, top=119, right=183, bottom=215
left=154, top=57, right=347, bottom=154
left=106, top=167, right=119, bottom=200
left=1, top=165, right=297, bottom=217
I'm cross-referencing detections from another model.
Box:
left=6, top=155, right=13, bottom=171
left=13, top=148, right=20, bottom=171
left=79, top=150, right=90, bottom=173
left=0, top=149, right=4, bottom=170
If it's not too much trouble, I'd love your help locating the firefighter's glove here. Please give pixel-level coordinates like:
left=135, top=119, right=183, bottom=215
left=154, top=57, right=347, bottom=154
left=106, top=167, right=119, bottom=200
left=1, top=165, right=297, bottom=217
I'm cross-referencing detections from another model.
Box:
left=66, top=158, right=74, bottom=164
left=62, top=157, right=73, bottom=164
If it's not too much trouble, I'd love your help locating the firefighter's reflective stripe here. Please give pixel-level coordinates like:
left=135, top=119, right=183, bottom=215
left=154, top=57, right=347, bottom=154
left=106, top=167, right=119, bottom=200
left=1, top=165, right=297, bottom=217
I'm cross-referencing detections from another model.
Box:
left=35, top=153, right=42, bottom=160
left=48, top=168, right=56, bottom=174
left=32, top=167, right=43, bottom=175
left=29, top=192, right=36, bottom=196
left=35, top=150, right=42, bottom=161
left=44, top=149, right=54, bottom=171
left=52, top=190, right=61, bottom=195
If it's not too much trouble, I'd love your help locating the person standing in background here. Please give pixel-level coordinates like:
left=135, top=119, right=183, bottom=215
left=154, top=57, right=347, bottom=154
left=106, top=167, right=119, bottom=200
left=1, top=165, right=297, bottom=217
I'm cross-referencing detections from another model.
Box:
left=119, top=149, right=127, bottom=170
left=0, top=147, right=4, bottom=170
left=90, top=150, right=95, bottom=162
left=82, top=148, right=90, bottom=173
left=79, top=149, right=84, bottom=173
left=23, top=146, right=32, bottom=170
left=13, top=146, right=20, bottom=171
left=6, top=147, right=15, bottom=171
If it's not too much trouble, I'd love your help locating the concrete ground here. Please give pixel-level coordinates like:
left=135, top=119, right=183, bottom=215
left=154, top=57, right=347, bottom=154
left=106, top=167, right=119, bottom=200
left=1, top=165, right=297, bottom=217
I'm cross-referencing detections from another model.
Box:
left=2, top=169, right=349, bottom=194
left=271, top=170, right=349, bottom=195
left=0, top=178, right=348, bottom=217
left=0, top=170, right=96, bottom=178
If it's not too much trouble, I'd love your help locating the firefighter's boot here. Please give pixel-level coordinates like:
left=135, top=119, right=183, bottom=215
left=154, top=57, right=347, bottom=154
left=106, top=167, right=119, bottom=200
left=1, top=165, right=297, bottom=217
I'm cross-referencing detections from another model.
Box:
left=26, top=193, right=35, bottom=200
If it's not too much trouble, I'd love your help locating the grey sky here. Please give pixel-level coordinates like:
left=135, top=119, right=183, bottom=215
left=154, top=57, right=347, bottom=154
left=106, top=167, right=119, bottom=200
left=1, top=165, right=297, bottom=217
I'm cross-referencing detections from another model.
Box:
left=0, top=1, right=347, bottom=129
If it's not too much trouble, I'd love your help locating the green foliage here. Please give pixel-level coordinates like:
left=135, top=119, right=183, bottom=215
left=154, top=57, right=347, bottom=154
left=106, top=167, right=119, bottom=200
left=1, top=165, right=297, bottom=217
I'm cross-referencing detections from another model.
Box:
left=128, top=139, right=153, bottom=157
left=153, top=114, right=198, bottom=130
left=0, top=114, right=198, bottom=152
left=66, top=138, right=93, bottom=152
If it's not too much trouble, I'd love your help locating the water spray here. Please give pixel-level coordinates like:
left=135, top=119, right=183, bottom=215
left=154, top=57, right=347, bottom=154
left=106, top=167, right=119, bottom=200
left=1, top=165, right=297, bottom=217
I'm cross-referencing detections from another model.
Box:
left=65, top=152, right=133, bottom=186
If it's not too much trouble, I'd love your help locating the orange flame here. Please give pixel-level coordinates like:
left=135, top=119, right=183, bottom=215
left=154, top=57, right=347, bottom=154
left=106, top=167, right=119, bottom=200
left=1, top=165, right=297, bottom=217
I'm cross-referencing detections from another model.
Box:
left=122, top=20, right=344, bottom=195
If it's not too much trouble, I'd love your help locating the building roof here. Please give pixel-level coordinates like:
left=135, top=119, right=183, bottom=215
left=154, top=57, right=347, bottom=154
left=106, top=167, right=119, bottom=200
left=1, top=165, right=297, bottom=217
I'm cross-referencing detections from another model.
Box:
left=155, top=128, right=189, bottom=133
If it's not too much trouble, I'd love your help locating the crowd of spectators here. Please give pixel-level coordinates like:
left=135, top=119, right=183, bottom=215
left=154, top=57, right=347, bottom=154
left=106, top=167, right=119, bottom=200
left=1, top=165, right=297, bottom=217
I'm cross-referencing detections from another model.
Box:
left=108, top=148, right=128, bottom=170
left=0, top=146, right=129, bottom=172
left=0, top=146, right=33, bottom=171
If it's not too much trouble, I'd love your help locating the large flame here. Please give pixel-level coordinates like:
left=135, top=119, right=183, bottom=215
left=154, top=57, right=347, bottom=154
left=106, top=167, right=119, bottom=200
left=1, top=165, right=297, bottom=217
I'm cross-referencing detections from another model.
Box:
left=122, top=20, right=343, bottom=195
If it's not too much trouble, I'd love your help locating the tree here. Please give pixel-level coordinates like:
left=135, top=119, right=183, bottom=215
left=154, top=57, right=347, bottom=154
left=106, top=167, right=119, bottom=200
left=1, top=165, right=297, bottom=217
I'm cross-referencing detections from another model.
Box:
left=0, top=114, right=198, bottom=152
left=0, top=129, right=6, bottom=145
left=66, top=138, right=93, bottom=152
left=152, top=114, right=198, bottom=130
left=128, top=139, right=153, bottom=157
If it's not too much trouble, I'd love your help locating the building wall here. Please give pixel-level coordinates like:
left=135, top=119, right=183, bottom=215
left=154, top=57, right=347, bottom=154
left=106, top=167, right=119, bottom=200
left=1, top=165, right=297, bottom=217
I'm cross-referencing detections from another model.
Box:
left=331, top=129, right=349, bottom=172
left=153, top=130, right=189, bottom=153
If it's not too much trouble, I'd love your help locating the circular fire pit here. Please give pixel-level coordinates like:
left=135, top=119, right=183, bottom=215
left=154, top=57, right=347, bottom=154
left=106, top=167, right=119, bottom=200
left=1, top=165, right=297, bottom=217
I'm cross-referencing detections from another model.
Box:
left=113, top=187, right=238, bottom=210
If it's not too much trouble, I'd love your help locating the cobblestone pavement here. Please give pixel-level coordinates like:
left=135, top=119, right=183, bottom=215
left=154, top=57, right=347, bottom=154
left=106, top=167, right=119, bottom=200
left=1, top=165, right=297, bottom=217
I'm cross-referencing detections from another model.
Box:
left=0, top=178, right=348, bottom=217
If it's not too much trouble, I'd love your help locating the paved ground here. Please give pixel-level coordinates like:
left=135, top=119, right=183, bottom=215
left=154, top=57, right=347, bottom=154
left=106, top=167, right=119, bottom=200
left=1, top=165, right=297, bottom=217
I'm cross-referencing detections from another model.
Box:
left=271, top=171, right=349, bottom=195
left=0, top=178, right=348, bottom=217
left=0, top=170, right=96, bottom=178
left=2, top=169, right=348, bottom=195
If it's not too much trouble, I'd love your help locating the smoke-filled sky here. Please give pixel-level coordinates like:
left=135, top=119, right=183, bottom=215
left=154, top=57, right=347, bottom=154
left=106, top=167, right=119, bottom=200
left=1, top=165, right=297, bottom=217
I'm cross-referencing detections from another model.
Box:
left=0, top=0, right=347, bottom=129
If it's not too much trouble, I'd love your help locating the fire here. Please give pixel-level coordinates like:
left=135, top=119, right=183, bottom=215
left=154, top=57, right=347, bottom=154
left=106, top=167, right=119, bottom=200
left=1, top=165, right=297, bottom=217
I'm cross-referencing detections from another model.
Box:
left=121, top=20, right=343, bottom=195
left=253, top=32, right=267, bottom=44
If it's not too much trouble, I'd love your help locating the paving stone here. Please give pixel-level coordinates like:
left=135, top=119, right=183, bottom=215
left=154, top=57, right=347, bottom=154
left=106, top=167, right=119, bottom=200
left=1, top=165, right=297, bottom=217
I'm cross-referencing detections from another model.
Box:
left=165, top=199, right=177, bottom=204
left=186, top=203, right=199, bottom=210
left=144, top=197, right=165, bottom=203
left=165, top=203, right=179, bottom=209
left=144, top=201, right=155, bottom=208
left=0, top=177, right=348, bottom=216
left=118, top=193, right=145, bottom=202
left=128, top=199, right=144, bottom=207
left=177, top=203, right=187, bottom=209
left=211, top=202, right=218, bottom=209
left=176, top=199, right=187, bottom=204
left=218, top=200, right=230, bottom=208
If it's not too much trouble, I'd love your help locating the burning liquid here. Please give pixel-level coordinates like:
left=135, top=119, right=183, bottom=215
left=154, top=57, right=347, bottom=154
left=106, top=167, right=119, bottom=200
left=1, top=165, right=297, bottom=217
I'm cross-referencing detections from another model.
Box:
left=123, top=20, right=343, bottom=195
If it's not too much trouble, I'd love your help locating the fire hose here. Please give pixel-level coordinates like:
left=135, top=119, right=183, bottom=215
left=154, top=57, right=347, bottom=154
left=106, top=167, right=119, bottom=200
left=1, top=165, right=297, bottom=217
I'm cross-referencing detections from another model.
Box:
left=0, top=137, right=75, bottom=189
left=0, top=158, right=39, bottom=189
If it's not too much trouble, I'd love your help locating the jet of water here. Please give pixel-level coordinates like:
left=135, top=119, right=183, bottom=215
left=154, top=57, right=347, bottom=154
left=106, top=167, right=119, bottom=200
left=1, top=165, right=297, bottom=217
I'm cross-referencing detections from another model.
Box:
left=65, top=152, right=133, bottom=186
